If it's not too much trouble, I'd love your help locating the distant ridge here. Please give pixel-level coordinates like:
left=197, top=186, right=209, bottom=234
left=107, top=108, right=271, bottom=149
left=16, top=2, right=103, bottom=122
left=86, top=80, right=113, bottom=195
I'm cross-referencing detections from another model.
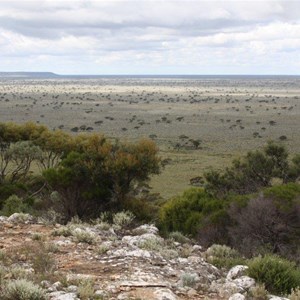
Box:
left=0, top=72, right=59, bottom=78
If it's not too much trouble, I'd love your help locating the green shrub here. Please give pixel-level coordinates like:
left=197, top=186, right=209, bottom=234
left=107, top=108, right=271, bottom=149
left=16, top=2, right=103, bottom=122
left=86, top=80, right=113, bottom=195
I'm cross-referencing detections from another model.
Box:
left=123, top=198, right=158, bottom=222
left=204, top=244, right=245, bottom=269
left=180, top=273, right=197, bottom=287
left=1, top=279, right=47, bottom=300
left=77, top=278, right=95, bottom=300
left=159, top=188, right=224, bottom=236
left=168, top=231, right=190, bottom=244
left=1, top=195, right=27, bottom=216
left=112, top=210, right=135, bottom=228
left=247, top=255, right=300, bottom=295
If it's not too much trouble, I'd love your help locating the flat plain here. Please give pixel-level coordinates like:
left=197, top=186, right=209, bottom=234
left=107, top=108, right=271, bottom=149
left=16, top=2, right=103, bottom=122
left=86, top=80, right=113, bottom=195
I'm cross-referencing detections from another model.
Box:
left=0, top=76, right=299, bottom=198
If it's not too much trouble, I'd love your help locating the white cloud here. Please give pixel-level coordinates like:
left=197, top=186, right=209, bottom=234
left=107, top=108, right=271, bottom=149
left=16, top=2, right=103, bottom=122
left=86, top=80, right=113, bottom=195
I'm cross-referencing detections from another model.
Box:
left=0, top=0, right=299, bottom=74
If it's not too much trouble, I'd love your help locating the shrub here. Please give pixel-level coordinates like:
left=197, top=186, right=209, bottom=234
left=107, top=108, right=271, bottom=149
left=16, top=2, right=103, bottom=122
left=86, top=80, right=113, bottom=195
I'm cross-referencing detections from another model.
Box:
left=247, top=254, right=300, bottom=295
left=112, top=210, right=135, bottom=228
left=138, top=237, right=163, bottom=252
left=204, top=244, right=245, bottom=269
left=1, top=195, right=27, bottom=216
left=229, top=186, right=300, bottom=259
left=159, top=188, right=224, bottom=236
left=168, top=231, right=190, bottom=244
left=72, top=228, right=96, bottom=244
left=180, top=273, right=197, bottom=287
left=77, top=279, right=95, bottom=300
left=1, top=279, right=47, bottom=300
left=289, top=287, right=300, bottom=300
left=204, top=141, right=300, bottom=196
left=247, top=284, right=268, bottom=300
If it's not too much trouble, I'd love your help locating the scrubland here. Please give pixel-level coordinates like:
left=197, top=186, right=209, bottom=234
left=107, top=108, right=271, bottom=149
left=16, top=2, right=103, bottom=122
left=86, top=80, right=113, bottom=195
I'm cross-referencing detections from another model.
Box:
left=0, top=76, right=299, bottom=197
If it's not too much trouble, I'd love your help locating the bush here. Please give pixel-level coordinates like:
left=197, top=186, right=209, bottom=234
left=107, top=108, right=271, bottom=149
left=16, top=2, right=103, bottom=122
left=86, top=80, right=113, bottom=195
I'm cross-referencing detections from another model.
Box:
left=1, top=195, right=27, bottom=216
left=112, top=210, right=135, bottom=228
left=159, top=188, right=224, bottom=236
left=180, top=273, right=197, bottom=287
left=1, top=279, right=47, bottom=300
left=247, top=284, right=268, bottom=300
left=247, top=254, right=300, bottom=295
left=229, top=185, right=300, bottom=259
left=289, top=287, right=300, bottom=300
left=168, top=231, right=190, bottom=244
left=77, top=279, right=95, bottom=300
left=204, top=244, right=245, bottom=269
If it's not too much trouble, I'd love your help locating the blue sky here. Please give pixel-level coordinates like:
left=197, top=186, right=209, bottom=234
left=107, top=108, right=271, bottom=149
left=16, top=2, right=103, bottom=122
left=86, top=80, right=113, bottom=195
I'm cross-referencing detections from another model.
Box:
left=0, top=0, right=299, bottom=75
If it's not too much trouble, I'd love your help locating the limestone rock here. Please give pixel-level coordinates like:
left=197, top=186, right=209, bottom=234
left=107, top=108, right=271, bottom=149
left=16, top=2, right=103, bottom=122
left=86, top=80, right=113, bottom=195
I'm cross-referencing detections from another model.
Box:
left=227, top=265, right=249, bottom=281
left=154, top=288, right=178, bottom=300
left=48, top=291, right=78, bottom=300
left=229, top=293, right=246, bottom=300
left=233, top=276, right=255, bottom=291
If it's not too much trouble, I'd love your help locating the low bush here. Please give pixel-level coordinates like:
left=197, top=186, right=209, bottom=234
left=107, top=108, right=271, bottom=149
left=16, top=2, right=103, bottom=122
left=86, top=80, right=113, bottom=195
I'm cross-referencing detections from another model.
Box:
left=204, top=244, right=245, bottom=269
left=247, top=284, right=268, bottom=300
left=289, top=287, right=300, bottom=300
left=1, top=279, right=47, bottom=300
left=247, top=254, right=300, bottom=295
left=112, top=210, right=135, bottom=228
left=159, top=188, right=225, bottom=236
left=1, top=195, right=28, bottom=216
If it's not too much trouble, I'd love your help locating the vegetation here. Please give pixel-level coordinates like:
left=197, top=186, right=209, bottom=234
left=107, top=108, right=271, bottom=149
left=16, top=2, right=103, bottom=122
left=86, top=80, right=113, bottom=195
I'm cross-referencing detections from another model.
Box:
left=0, top=122, right=160, bottom=221
left=247, top=255, right=300, bottom=295
left=204, top=141, right=300, bottom=197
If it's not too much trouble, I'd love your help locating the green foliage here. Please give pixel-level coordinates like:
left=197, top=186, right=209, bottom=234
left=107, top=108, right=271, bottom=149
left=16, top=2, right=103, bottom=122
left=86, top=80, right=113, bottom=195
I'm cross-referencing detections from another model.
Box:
left=205, top=141, right=300, bottom=197
left=159, top=188, right=226, bottom=236
left=112, top=210, right=135, bottom=228
left=1, top=122, right=160, bottom=221
left=77, top=278, right=95, bottom=300
left=1, top=279, right=47, bottom=300
left=1, top=195, right=28, bottom=216
left=123, top=197, right=159, bottom=222
left=204, top=244, right=245, bottom=269
left=247, top=255, right=300, bottom=295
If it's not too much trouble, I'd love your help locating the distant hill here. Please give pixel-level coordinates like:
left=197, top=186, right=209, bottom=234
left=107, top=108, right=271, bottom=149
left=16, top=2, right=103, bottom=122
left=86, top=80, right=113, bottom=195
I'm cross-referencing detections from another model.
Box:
left=0, top=72, right=60, bottom=78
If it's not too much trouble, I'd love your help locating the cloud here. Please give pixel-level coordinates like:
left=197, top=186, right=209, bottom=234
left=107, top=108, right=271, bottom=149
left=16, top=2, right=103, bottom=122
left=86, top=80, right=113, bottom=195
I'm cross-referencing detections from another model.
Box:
left=0, top=0, right=299, bottom=74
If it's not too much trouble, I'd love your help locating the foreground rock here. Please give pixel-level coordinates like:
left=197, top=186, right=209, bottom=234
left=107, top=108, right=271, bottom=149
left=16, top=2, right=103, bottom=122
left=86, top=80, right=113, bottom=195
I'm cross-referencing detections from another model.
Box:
left=0, top=215, right=289, bottom=300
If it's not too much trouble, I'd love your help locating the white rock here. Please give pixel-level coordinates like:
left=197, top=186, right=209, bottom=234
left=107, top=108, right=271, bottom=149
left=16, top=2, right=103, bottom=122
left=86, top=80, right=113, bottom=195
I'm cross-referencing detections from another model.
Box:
left=48, top=291, right=78, bottom=300
left=7, top=213, right=33, bottom=223
left=122, top=233, right=162, bottom=247
left=229, top=293, right=246, bottom=300
left=112, top=248, right=152, bottom=258
left=95, top=290, right=107, bottom=297
left=192, top=245, right=202, bottom=252
left=0, top=216, right=8, bottom=222
left=52, top=281, right=63, bottom=290
left=227, top=265, right=249, bottom=281
left=269, top=297, right=289, bottom=300
left=187, top=255, right=202, bottom=264
left=154, top=288, right=178, bottom=300
left=66, top=285, right=78, bottom=293
left=233, top=276, right=255, bottom=291
left=133, top=224, right=159, bottom=235
left=55, top=240, right=73, bottom=247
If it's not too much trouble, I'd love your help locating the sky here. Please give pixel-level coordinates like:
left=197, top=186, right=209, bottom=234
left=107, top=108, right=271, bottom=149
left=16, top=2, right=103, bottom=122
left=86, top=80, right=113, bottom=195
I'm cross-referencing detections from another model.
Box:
left=0, top=0, right=299, bottom=75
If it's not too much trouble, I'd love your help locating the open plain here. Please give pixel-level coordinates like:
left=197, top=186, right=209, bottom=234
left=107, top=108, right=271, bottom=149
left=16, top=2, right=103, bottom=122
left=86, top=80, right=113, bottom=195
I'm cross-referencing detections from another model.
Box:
left=0, top=76, right=299, bottom=198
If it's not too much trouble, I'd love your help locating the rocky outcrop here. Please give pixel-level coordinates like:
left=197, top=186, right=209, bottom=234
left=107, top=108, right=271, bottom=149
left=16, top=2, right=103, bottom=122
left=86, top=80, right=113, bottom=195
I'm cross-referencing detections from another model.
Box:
left=0, top=216, right=291, bottom=300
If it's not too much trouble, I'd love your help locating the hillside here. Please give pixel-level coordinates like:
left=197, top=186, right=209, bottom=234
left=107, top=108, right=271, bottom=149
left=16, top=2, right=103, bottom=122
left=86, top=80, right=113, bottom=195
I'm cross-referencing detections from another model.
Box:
left=0, top=213, right=290, bottom=300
